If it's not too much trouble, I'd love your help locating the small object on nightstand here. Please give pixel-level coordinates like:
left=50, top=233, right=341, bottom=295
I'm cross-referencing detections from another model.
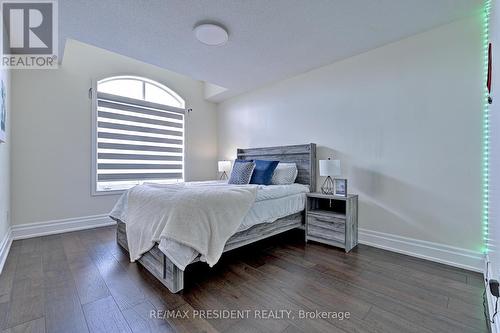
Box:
left=218, top=160, right=231, bottom=180
left=334, top=178, right=347, bottom=197
left=305, top=192, right=358, bottom=252
left=319, top=158, right=341, bottom=195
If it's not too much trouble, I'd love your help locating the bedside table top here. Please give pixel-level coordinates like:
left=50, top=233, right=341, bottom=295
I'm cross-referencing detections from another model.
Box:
left=307, top=192, right=358, bottom=200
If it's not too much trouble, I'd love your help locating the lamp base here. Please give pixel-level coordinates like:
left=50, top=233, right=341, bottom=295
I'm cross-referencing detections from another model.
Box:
left=321, top=176, right=334, bottom=195
left=220, top=171, right=228, bottom=180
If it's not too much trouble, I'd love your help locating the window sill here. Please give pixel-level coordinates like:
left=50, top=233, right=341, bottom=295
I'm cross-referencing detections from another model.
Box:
left=92, top=179, right=185, bottom=197
left=91, top=189, right=126, bottom=197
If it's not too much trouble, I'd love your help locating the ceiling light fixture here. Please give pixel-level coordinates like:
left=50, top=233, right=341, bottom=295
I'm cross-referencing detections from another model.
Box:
left=194, top=23, right=228, bottom=46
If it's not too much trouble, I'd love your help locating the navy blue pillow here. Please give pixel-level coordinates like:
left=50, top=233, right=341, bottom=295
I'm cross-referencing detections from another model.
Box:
left=250, top=160, right=279, bottom=185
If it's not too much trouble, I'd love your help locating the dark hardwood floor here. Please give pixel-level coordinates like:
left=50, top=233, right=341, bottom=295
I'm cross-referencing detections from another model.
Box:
left=0, top=226, right=488, bottom=333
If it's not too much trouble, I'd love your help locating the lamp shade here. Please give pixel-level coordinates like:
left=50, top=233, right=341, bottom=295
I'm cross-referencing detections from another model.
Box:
left=319, top=159, right=341, bottom=177
left=218, top=160, right=232, bottom=172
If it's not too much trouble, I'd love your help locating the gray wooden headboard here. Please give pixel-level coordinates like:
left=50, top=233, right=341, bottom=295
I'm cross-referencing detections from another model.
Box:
left=236, top=143, right=317, bottom=192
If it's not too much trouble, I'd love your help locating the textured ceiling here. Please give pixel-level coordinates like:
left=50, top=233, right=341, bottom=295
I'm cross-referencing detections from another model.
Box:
left=59, top=0, right=483, bottom=101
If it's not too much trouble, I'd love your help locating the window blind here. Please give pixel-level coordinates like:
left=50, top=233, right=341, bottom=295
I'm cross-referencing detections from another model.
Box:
left=96, top=92, right=184, bottom=190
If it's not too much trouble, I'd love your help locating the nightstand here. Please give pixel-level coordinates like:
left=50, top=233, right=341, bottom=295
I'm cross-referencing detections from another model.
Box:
left=305, top=193, right=358, bottom=252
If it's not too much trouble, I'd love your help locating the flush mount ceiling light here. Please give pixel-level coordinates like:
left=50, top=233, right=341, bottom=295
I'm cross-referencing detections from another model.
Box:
left=194, top=23, right=228, bottom=46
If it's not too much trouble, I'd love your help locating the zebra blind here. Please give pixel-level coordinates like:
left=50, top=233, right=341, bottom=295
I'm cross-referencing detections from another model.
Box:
left=96, top=92, right=184, bottom=191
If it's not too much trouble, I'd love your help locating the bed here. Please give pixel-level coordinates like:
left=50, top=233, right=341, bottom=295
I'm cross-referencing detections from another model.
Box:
left=114, top=143, right=316, bottom=293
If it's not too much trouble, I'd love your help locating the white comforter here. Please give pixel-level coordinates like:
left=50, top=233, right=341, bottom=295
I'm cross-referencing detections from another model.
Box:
left=110, top=181, right=309, bottom=269
left=112, top=182, right=257, bottom=266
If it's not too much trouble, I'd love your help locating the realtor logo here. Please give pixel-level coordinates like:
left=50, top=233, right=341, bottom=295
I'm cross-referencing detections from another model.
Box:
left=1, top=0, right=57, bottom=68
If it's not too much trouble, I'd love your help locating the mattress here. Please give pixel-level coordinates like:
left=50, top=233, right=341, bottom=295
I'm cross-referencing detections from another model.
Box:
left=159, top=183, right=308, bottom=269
left=112, top=181, right=309, bottom=270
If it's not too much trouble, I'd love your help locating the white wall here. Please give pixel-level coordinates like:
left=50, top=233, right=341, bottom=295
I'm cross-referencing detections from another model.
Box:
left=0, top=69, right=11, bottom=242
left=11, top=39, right=218, bottom=226
left=217, top=16, right=483, bottom=253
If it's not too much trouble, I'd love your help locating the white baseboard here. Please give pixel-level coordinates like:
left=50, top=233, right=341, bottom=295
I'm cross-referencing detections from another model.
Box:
left=11, top=214, right=115, bottom=240
left=359, top=228, right=484, bottom=272
left=0, top=226, right=12, bottom=274
left=5, top=215, right=484, bottom=274
left=485, top=255, right=499, bottom=333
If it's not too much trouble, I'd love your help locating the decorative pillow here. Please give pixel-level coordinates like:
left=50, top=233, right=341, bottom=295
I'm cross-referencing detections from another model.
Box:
left=271, top=163, right=298, bottom=185
left=250, top=160, right=279, bottom=185
left=228, top=160, right=255, bottom=185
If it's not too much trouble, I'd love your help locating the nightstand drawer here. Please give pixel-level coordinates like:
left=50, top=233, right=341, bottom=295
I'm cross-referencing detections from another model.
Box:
left=307, top=215, right=345, bottom=234
left=307, top=224, right=345, bottom=243
left=307, top=211, right=346, bottom=224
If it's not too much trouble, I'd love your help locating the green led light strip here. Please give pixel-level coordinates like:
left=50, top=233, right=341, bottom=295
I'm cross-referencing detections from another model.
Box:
left=483, top=0, right=491, bottom=254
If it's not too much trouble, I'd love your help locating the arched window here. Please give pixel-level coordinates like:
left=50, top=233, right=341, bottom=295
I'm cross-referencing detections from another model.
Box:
left=97, top=76, right=185, bottom=108
left=92, top=76, right=186, bottom=194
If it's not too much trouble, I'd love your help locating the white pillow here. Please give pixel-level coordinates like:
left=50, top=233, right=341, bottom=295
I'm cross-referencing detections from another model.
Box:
left=271, top=163, right=298, bottom=185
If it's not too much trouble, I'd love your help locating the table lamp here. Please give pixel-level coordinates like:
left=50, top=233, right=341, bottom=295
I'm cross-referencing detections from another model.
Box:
left=319, top=158, right=341, bottom=195
left=218, top=160, right=232, bottom=180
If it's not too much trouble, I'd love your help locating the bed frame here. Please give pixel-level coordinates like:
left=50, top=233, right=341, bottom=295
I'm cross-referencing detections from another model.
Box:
left=116, top=143, right=317, bottom=293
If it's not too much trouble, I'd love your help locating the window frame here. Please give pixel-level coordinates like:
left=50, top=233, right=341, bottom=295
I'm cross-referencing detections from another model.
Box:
left=91, top=75, right=187, bottom=196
